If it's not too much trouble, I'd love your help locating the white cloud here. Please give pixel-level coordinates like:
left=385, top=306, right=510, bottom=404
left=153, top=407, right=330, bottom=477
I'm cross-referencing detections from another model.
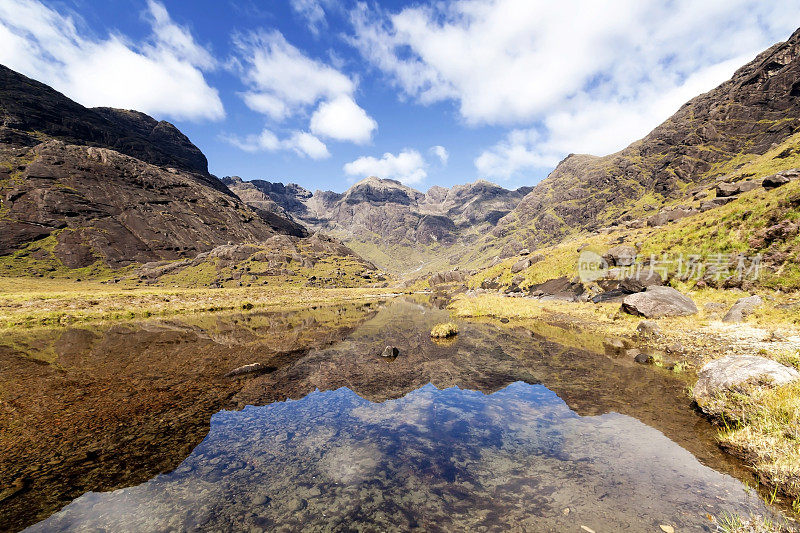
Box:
left=343, top=149, right=427, bottom=185
left=430, top=145, right=448, bottom=165
left=241, top=92, right=289, bottom=121
left=310, top=95, right=377, bottom=144
left=476, top=54, right=751, bottom=178
left=234, top=30, right=352, bottom=109
left=290, top=0, right=327, bottom=35
left=0, top=0, right=223, bottom=121
left=233, top=29, right=377, bottom=147
left=221, top=129, right=330, bottom=160
left=289, top=131, right=330, bottom=159
left=351, top=0, right=800, bottom=178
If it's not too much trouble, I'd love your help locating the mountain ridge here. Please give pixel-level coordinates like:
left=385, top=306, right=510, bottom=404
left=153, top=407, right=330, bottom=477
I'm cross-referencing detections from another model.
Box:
left=223, top=175, right=532, bottom=273
left=0, top=64, right=329, bottom=275
left=497, top=27, right=800, bottom=249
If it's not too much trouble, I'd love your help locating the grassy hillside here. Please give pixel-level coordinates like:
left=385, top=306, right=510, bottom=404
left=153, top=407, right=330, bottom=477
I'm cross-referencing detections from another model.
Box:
left=470, top=132, right=800, bottom=293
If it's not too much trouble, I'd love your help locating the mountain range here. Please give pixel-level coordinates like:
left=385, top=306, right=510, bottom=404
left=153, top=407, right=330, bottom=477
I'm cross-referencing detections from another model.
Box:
left=2, top=27, right=800, bottom=284
left=222, top=175, right=531, bottom=273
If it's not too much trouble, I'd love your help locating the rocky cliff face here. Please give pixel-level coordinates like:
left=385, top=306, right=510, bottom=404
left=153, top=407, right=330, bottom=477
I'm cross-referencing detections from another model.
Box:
left=224, top=175, right=530, bottom=272
left=499, top=27, right=800, bottom=248
left=0, top=65, right=306, bottom=269
left=0, top=65, right=210, bottom=175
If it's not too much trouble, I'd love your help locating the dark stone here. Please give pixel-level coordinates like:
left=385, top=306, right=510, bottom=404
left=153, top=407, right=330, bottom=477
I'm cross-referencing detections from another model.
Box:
left=762, top=172, right=792, bottom=189
left=528, top=276, right=585, bottom=302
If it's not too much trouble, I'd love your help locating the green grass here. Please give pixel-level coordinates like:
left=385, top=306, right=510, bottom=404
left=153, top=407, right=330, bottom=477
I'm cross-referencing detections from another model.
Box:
left=0, top=232, right=122, bottom=280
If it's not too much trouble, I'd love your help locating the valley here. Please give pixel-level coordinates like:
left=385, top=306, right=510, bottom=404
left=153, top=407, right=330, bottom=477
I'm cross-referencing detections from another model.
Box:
left=2, top=21, right=800, bottom=533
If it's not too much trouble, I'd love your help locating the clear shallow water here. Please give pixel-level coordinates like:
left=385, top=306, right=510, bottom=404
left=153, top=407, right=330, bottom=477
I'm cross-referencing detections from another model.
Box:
left=29, top=383, right=767, bottom=532
left=0, top=298, right=783, bottom=531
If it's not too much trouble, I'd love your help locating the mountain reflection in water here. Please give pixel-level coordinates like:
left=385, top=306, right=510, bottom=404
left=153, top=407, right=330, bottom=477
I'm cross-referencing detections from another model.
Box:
left=30, top=383, right=767, bottom=532
left=0, top=298, right=779, bottom=531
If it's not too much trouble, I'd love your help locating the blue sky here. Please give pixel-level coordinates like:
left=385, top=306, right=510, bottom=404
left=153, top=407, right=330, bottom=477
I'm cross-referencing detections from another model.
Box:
left=1, top=0, right=799, bottom=192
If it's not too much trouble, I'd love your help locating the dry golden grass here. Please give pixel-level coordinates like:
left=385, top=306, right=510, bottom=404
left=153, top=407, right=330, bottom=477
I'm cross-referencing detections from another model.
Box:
left=714, top=381, right=800, bottom=500
left=0, top=276, right=398, bottom=329
left=430, top=322, right=459, bottom=338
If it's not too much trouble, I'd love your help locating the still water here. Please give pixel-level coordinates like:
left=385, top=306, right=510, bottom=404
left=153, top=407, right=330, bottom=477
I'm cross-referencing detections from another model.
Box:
left=0, top=298, right=780, bottom=531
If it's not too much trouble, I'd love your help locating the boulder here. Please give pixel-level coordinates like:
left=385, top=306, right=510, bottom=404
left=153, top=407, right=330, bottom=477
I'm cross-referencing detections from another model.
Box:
left=647, top=207, right=697, bottom=227
left=693, top=355, right=800, bottom=405
left=428, top=270, right=468, bottom=286
left=528, top=276, right=585, bottom=302
left=511, top=258, right=531, bottom=273
left=699, top=197, right=736, bottom=212
left=619, top=269, right=664, bottom=292
left=621, top=286, right=698, bottom=318
left=716, top=180, right=760, bottom=198
left=634, top=352, right=657, bottom=365
left=603, top=245, right=637, bottom=267
left=481, top=277, right=500, bottom=290
left=762, top=173, right=791, bottom=189
left=592, top=271, right=664, bottom=303
left=722, top=295, right=763, bottom=323
left=636, top=320, right=661, bottom=338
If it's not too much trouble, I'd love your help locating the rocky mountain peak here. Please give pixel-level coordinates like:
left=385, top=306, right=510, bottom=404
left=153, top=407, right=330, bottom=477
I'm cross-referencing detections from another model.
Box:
left=342, top=176, right=423, bottom=205
left=0, top=65, right=209, bottom=175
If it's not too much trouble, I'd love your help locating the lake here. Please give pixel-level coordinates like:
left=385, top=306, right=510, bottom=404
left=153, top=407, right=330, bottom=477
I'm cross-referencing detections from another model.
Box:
left=0, top=298, right=778, bottom=531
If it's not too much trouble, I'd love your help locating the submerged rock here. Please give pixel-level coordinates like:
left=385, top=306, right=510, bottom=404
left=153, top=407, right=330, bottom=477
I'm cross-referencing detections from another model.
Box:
left=621, top=286, right=698, bottom=318
left=381, top=346, right=400, bottom=358
left=722, top=295, right=763, bottom=323
left=225, top=363, right=272, bottom=378
left=693, top=355, right=800, bottom=406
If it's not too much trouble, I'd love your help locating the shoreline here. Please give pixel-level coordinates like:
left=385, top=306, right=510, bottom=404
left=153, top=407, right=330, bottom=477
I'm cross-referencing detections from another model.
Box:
left=448, top=291, right=800, bottom=518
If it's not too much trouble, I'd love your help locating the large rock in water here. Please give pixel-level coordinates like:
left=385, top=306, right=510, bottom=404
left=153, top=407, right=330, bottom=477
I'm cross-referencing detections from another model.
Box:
left=621, top=286, right=698, bottom=318
left=693, top=355, right=800, bottom=406
left=722, top=295, right=763, bottom=323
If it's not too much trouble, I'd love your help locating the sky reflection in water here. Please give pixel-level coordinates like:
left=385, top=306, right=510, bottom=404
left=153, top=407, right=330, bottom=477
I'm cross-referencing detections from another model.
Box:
left=30, top=381, right=767, bottom=532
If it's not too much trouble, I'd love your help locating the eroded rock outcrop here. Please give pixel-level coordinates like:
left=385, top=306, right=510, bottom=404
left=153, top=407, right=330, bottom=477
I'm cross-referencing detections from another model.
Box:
left=496, top=27, right=800, bottom=247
